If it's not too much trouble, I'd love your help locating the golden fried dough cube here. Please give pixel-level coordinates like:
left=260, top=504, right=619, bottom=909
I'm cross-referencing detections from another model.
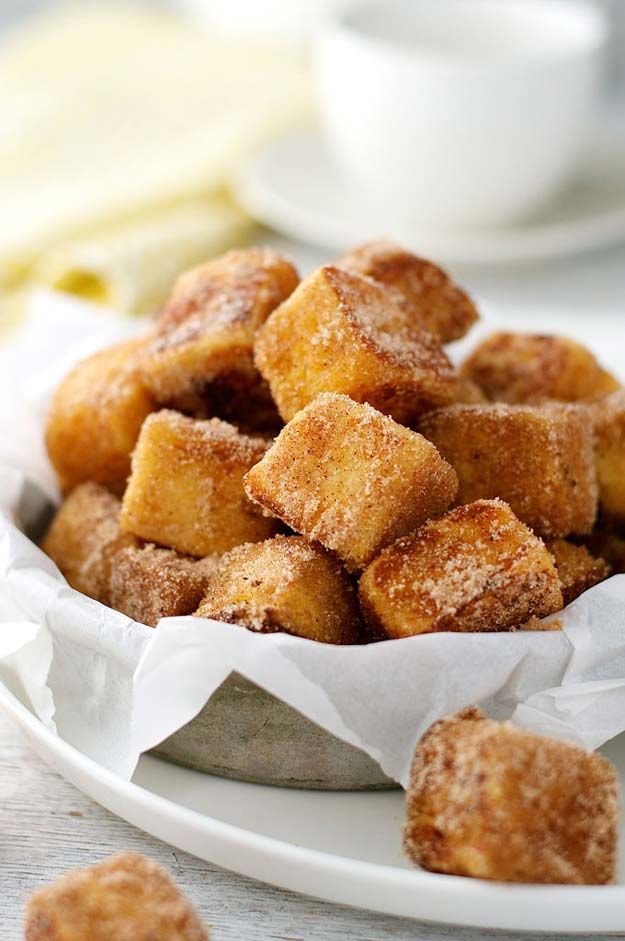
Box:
left=195, top=535, right=362, bottom=644
left=140, top=247, right=299, bottom=413
left=41, top=482, right=139, bottom=603
left=461, top=332, right=620, bottom=404
left=244, top=393, right=458, bottom=572
left=24, top=852, right=208, bottom=941
left=404, top=708, right=619, bottom=884
left=336, top=240, right=478, bottom=343
left=255, top=265, right=458, bottom=424
left=360, top=499, right=562, bottom=637
left=420, top=403, right=598, bottom=537
left=546, top=539, right=610, bottom=606
left=593, top=389, right=625, bottom=524
left=121, top=411, right=278, bottom=557
left=586, top=528, right=625, bottom=575
left=108, top=544, right=219, bottom=626
left=45, top=337, right=155, bottom=495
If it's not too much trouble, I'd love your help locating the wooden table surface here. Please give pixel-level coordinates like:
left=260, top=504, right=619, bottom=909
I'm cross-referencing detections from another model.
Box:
left=2, top=711, right=622, bottom=941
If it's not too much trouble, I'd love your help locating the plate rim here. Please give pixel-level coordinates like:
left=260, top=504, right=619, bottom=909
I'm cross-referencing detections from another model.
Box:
left=3, top=680, right=625, bottom=934
left=236, top=128, right=625, bottom=264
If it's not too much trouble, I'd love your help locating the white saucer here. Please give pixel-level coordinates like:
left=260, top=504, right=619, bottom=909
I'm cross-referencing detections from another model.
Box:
left=4, top=678, right=625, bottom=934
left=236, top=127, right=625, bottom=265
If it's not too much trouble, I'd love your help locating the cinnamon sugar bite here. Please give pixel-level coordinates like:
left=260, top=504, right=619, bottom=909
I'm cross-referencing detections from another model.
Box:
left=244, top=392, right=458, bottom=573
left=41, top=482, right=139, bottom=604
left=335, top=240, right=478, bottom=343
left=109, top=544, right=218, bottom=627
left=546, top=539, right=610, bottom=606
left=404, top=708, right=619, bottom=884
left=121, top=410, right=279, bottom=557
left=140, top=247, right=299, bottom=415
left=420, top=402, right=598, bottom=538
left=45, top=337, right=155, bottom=496
left=255, top=265, right=458, bottom=424
left=24, top=852, right=208, bottom=940
left=359, top=499, right=562, bottom=638
left=195, top=535, right=362, bottom=644
left=461, top=332, right=619, bottom=404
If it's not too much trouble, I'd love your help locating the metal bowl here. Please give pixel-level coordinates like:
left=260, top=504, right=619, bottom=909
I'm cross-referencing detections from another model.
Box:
left=23, top=495, right=395, bottom=792
left=152, top=672, right=396, bottom=790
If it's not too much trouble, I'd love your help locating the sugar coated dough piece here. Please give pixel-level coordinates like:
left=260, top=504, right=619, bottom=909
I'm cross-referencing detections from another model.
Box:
left=121, top=410, right=279, bottom=557
left=336, top=240, right=478, bottom=343
left=24, top=852, right=208, bottom=940
left=244, top=392, right=458, bottom=572
left=108, top=543, right=218, bottom=626
left=461, top=332, right=619, bottom=404
left=546, top=538, right=610, bottom=606
left=45, top=337, right=155, bottom=495
left=420, top=402, right=598, bottom=538
left=41, top=482, right=138, bottom=603
left=195, top=535, right=362, bottom=644
left=359, top=499, right=563, bottom=638
left=140, top=247, right=299, bottom=412
left=255, top=265, right=458, bottom=424
left=404, top=708, right=619, bottom=885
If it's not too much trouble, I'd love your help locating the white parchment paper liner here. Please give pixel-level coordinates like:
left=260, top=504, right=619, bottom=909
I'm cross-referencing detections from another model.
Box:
left=2, top=292, right=625, bottom=787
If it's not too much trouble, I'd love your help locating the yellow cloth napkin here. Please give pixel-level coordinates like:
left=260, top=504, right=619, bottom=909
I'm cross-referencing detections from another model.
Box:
left=0, top=2, right=310, bottom=324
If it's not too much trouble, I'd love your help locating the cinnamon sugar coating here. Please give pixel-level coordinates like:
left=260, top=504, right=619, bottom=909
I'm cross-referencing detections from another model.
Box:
left=45, top=337, right=155, bottom=495
left=244, top=393, right=458, bottom=573
left=109, top=544, right=219, bottom=627
left=140, top=248, right=298, bottom=413
left=461, top=332, right=620, bottom=405
left=359, top=499, right=562, bottom=638
left=592, top=389, right=625, bottom=524
left=41, top=483, right=139, bottom=604
left=336, top=240, right=478, bottom=343
left=121, top=411, right=279, bottom=557
left=546, top=539, right=610, bottom=606
left=195, top=535, right=362, bottom=644
left=404, top=708, right=619, bottom=884
left=24, top=852, right=208, bottom=941
left=254, top=265, right=458, bottom=424
left=420, top=402, right=598, bottom=538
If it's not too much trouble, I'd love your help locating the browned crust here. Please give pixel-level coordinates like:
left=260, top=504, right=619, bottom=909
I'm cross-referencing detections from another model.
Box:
left=336, top=240, right=479, bottom=343
left=359, top=499, right=562, bottom=637
left=546, top=538, right=611, bottom=606
left=255, top=265, right=458, bottom=425
left=461, top=332, right=620, bottom=404
left=195, top=534, right=363, bottom=643
left=404, top=709, right=620, bottom=884
left=419, top=402, right=598, bottom=538
left=24, top=853, right=208, bottom=940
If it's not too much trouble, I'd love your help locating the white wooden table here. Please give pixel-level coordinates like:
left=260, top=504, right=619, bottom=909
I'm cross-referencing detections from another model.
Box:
left=5, top=710, right=623, bottom=941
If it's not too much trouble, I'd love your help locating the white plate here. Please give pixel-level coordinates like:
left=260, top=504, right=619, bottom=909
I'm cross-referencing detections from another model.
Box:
left=3, top=679, right=625, bottom=934
left=236, top=127, right=625, bottom=264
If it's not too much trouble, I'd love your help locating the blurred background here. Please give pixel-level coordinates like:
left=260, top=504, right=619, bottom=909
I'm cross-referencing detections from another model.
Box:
left=0, top=0, right=624, bottom=335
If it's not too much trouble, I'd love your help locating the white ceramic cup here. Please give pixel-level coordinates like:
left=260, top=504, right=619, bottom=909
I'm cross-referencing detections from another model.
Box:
left=315, top=0, right=608, bottom=227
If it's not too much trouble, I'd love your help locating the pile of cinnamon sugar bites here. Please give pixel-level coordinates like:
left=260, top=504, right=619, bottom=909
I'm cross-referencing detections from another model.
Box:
left=41, top=241, right=625, bottom=884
